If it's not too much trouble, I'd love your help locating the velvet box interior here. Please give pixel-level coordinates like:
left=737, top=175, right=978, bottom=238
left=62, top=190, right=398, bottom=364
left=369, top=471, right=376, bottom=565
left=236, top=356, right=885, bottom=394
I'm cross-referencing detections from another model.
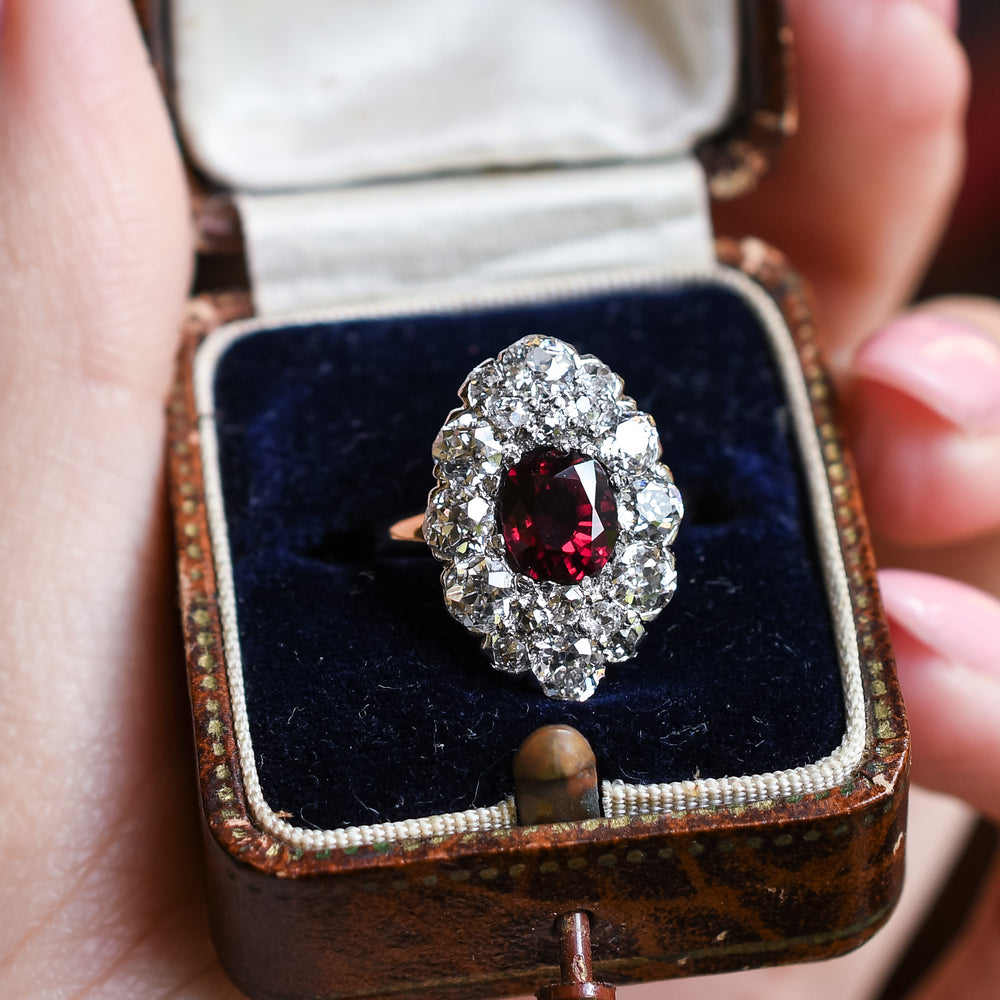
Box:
left=201, top=276, right=848, bottom=836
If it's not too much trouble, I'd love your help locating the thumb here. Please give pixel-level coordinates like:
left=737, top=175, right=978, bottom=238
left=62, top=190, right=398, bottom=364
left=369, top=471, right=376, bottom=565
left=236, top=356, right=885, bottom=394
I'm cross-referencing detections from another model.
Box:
left=0, top=0, right=191, bottom=398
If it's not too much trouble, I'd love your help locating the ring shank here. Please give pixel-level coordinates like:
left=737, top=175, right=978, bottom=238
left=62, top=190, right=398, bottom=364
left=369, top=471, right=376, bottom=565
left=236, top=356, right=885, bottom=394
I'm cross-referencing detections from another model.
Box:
left=389, top=513, right=426, bottom=543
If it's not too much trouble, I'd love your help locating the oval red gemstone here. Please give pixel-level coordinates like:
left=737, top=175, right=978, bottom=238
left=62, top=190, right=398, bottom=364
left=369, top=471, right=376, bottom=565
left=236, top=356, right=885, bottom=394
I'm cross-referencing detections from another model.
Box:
left=498, top=448, right=618, bottom=584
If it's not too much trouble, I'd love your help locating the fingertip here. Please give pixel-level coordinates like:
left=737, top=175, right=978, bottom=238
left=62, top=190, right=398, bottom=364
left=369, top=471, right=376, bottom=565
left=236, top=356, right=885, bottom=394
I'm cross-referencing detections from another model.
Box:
left=721, top=0, right=968, bottom=358
left=917, top=0, right=960, bottom=32
left=0, top=0, right=190, bottom=397
left=854, top=313, right=1000, bottom=434
left=850, top=312, right=1000, bottom=547
left=850, top=384, right=1000, bottom=548
left=891, top=1, right=969, bottom=126
left=786, top=0, right=969, bottom=133
left=880, top=569, right=1000, bottom=680
left=880, top=569, right=1000, bottom=816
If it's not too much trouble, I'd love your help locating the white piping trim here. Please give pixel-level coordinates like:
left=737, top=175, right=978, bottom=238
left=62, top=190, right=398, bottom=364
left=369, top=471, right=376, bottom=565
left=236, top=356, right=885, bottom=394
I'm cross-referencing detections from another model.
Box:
left=193, top=262, right=866, bottom=847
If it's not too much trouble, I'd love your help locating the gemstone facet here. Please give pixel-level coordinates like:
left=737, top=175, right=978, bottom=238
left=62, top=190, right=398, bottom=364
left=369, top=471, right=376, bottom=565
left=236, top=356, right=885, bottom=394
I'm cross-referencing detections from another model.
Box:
left=499, top=449, right=618, bottom=584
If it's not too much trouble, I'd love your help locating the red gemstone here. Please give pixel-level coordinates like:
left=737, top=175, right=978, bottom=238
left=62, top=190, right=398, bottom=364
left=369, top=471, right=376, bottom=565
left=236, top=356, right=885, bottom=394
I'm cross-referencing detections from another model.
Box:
left=498, top=448, right=618, bottom=584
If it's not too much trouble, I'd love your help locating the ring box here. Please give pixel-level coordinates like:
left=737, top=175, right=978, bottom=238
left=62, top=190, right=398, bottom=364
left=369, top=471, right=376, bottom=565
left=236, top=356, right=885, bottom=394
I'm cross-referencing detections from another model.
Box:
left=155, top=2, right=909, bottom=998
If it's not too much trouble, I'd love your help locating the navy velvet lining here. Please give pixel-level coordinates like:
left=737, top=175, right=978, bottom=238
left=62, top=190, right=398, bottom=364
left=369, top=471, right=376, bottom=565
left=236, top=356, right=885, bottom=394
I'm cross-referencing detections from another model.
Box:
left=211, top=283, right=846, bottom=831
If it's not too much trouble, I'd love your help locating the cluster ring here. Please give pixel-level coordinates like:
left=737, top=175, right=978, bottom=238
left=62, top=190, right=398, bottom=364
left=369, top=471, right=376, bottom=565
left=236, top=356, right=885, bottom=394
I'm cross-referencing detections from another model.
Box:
left=424, top=336, right=682, bottom=702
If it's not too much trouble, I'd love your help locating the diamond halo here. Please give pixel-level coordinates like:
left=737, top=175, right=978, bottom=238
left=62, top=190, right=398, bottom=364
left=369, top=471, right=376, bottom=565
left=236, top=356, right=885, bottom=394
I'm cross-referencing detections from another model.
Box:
left=424, top=336, right=682, bottom=701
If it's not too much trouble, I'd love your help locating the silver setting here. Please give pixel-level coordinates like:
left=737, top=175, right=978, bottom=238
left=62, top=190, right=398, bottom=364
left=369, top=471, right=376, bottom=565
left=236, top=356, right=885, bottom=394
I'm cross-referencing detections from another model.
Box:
left=425, top=336, right=682, bottom=701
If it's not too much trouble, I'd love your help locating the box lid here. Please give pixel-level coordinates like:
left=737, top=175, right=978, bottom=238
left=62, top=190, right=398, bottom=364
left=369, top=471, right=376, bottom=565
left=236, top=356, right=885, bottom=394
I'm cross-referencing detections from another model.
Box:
left=160, top=0, right=790, bottom=199
left=141, top=0, right=793, bottom=280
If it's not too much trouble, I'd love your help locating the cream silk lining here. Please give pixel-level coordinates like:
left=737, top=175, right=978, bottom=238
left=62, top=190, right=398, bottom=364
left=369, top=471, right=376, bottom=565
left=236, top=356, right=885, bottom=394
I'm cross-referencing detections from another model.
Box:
left=171, top=0, right=737, bottom=191
left=170, top=0, right=737, bottom=315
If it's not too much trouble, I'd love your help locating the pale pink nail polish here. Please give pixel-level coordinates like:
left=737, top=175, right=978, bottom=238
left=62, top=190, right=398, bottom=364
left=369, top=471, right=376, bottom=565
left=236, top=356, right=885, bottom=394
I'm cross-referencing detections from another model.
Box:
left=879, top=569, right=1000, bottom=680
left=855, top=314, right=1000, bottom=433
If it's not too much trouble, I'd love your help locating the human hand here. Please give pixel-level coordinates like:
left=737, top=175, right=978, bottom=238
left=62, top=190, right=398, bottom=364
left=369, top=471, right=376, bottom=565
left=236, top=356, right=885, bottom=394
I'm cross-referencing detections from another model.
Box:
left=664, top=2, right=1000, bottom=998
left=0, top=0, right=227, bottom=994
left=0, top=1, right=994, bottom=999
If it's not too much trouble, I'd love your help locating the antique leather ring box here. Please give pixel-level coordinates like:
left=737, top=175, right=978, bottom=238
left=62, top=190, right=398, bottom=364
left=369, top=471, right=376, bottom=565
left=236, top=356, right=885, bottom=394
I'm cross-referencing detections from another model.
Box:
left=153, top=1, right=908, bottom=997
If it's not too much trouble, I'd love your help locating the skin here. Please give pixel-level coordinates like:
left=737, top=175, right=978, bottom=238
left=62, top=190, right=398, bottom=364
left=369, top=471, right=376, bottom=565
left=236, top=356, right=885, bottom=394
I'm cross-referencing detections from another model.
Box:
left=0, top=0, right=996, bottom=997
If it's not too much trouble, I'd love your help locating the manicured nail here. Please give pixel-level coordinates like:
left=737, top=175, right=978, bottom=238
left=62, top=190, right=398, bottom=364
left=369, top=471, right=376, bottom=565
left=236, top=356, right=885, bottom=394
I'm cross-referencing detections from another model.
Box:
left=855, top=313, right=1000, bottom=433
left=880, top=569, right=1000, bottom=681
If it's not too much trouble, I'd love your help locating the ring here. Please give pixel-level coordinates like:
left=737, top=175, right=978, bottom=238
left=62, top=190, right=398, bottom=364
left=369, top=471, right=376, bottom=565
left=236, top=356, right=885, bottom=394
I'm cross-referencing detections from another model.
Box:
left=423, top=336, right=682, bottom=701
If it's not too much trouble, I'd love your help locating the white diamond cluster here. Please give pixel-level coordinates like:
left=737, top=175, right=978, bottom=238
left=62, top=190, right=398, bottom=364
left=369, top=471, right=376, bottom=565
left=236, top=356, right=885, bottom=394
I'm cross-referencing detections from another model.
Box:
left=424, top=336, right=682, bottom=701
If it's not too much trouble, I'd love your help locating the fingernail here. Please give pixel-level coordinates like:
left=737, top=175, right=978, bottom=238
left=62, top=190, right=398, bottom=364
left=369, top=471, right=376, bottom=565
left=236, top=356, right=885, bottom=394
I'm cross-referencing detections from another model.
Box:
left=880, top=569, right=1000, bottom=680
left=855, top=313, right=1000, bottom=433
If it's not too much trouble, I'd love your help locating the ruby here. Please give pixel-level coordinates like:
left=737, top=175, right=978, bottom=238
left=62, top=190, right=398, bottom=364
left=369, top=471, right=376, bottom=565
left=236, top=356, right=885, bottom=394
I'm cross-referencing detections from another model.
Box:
left=498, top=448, right=618, bottom=584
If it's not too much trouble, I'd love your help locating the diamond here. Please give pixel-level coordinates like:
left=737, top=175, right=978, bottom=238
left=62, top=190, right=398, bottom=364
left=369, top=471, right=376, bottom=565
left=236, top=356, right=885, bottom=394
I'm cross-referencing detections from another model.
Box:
left=432, top=413, right=503, bottom=473
left=501, top=335, right=576, bottom=382
left=456, top=494, right=492, bottom=532
left=582, top=601, right=645, bottom=662
left=531, top=640, right=606, bottom=702
left=442, top=556, right=516, bottom=630
left=524, top=339, right=575, bottom=381
left=572, top=356, right=622, bottom=430
left=483, top=628, right=530, bottom=674
left=600, top=414, right=661, bottom=471
left=498, top=448, right=618, bottom=584
left=423, top=486, right=493, bottom=560
left=485, top=391, right=536, bottom=438
left=634, top=476, right=684, bottom=545
left=517, top=579, right=587, bottom=631
left=461, top=359, right=502, bottom=409
left=613, top=543, right=678, bottom=621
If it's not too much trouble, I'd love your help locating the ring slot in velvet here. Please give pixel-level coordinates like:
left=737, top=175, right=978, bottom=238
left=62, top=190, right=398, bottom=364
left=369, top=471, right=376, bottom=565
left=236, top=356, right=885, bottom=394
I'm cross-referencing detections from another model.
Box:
left=210, top=283, right=845, bottom=831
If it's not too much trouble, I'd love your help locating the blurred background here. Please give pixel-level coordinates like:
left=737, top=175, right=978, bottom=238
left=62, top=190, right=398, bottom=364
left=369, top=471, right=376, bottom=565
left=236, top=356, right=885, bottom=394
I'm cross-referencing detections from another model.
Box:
left=871, top=4, right=1000, bottom=996
left=921, top=0, right=1000, bottom=299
